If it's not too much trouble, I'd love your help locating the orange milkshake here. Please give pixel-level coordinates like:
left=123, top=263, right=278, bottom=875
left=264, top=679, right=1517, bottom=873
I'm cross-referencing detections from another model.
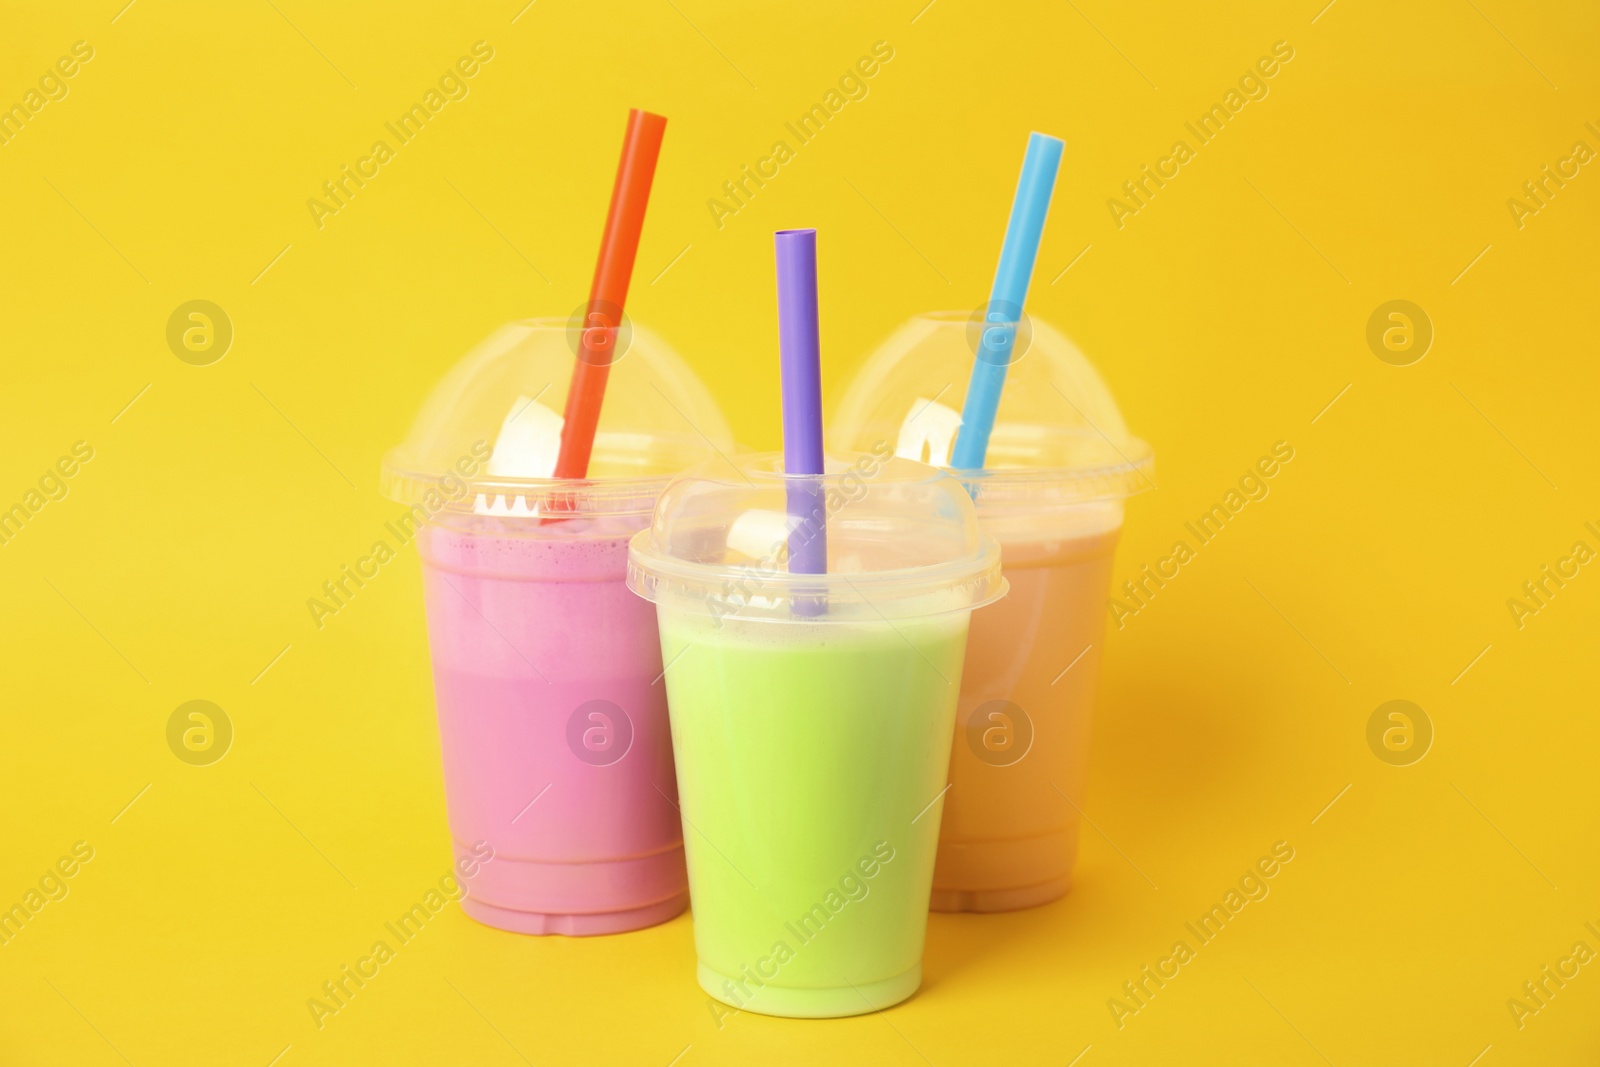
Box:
left=933, top=512, right=1121, bottom=910
left=831, top=312, right=1152, bottom=913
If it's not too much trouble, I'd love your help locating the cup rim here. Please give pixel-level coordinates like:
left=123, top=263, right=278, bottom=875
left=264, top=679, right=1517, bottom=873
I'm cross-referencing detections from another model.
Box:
left=380, top=450, right=679, bottom=518
left=624, top=449, right=1008, bottom=621
left=627, top=530, right=1008, bottom=622
left=838, top=311, right=1157, bottom=503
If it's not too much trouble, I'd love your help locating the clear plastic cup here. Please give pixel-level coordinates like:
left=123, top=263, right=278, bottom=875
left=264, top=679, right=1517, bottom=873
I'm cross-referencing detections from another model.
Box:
left=627, top=450, right=1005, bottom=1017
left=830, top=312, right=1153, bottom=912
left=381, top=318, right=734, bottom=935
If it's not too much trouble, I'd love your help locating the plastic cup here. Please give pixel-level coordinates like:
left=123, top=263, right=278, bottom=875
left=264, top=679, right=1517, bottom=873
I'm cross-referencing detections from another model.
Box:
left=381, top=318, right=734, bottom=935
left=627, top=451, right=1006, bottom=1017
left=830, top=312, right=1153, bottom=912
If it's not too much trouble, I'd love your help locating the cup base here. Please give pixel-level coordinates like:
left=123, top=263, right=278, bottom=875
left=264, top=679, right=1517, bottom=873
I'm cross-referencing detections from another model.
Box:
left=929, top=873, right=1072, bottom=913
left=698, top=961, right=921, bottom=1019
left=462, top=891, right=688, bottom=937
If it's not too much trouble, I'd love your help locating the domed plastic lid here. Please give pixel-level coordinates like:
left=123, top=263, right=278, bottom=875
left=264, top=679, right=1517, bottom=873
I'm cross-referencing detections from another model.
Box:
left=627, top=450, right=1006, bottom=622
left=381, top=318, right=735, bottom=518
left=829, top=312, right=1154, bottom=509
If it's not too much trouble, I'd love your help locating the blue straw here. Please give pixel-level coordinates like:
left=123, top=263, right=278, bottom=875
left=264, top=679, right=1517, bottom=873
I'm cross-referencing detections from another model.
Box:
left=950, top=132, right=1064, bottom=471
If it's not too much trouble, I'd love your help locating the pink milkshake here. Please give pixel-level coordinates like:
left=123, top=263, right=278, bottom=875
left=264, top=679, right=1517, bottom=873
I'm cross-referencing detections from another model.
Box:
left=383, top=318, right=734, bottom=935
left=420, top=517, right=686, bottom=934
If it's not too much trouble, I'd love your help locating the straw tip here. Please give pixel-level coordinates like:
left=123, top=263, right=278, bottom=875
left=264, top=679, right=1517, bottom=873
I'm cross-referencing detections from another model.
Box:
left=775, top=229, right=818, bottom=254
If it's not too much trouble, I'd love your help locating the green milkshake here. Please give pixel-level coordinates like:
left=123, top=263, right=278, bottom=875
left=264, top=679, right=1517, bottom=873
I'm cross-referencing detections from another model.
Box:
left=628, top=450, right=1006, bottom=1019
left=658, top=609, right=969, bottom=1018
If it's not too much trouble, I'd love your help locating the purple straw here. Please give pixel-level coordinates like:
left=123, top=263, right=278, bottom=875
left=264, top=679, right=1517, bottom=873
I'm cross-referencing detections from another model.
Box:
left=774, top=229, right=827, bottom=588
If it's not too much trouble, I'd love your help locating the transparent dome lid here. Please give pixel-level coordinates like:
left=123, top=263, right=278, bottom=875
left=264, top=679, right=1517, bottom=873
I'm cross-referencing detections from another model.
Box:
left=381, top=318, right=734, bottom=518
left=829, top=312, right=1154, bottom=509
left=627, top=450, right=1006, bottom=622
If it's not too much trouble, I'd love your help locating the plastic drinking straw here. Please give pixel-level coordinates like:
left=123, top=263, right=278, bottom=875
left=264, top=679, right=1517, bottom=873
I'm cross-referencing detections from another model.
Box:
left=774, top=228, right=828, bottom=595
left=949, top=131, right=1064, bottom=471
left=552, top=108, right=668, bottom=480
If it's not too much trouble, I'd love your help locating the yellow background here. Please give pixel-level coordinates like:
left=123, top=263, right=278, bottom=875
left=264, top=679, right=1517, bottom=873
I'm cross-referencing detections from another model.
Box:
left=3, top=0, right=1598, bottom=1063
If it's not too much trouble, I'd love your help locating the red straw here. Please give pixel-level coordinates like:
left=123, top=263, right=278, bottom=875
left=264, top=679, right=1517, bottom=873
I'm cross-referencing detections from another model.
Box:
left=552, top=108, right=668, bottom=479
